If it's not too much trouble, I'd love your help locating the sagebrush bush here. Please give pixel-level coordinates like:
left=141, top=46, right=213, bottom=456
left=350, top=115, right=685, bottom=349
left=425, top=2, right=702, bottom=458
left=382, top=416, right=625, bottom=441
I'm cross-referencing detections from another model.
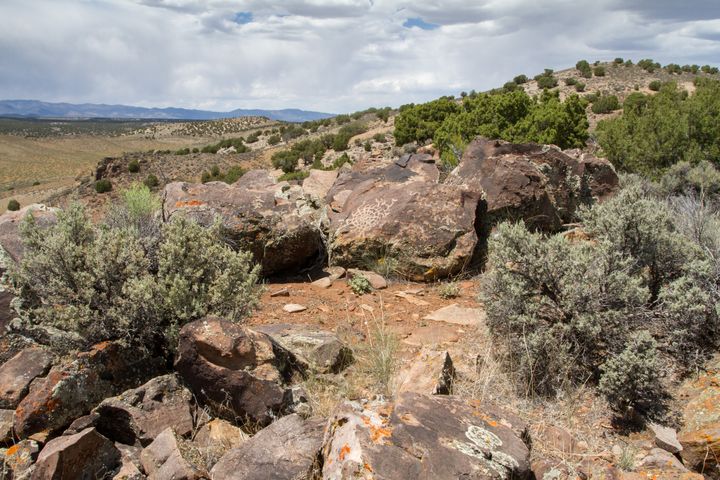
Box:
left=7, top=199, right=20, bottom=211
left=144, top=174, right=160, bottom=189
left=590, top=95, right=620, bottom=114
left=648, top=80, right=662, bottom=91
left=128, top=159, right=140, bottom=173
left=7, top=203, right=261, bottom=353
left=95, top=179, right=112, bottom=193
left=598, top=331, right=667, bottom=423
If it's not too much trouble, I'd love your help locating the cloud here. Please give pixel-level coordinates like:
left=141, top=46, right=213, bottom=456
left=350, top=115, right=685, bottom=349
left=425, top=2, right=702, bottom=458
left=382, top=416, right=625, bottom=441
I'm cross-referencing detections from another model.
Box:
left=0, top=0, right=718, bottom=113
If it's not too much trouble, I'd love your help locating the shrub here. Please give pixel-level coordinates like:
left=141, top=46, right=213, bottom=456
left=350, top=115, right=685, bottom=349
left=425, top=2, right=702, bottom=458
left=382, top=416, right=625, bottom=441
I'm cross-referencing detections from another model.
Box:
left=95, top=179, right=112, bottom=193
left=267, top=134, right=281, bottom=146
left=564, top=77, right=578, bottom=86
left=6, top=204, right=260, bottom=352
left=271, top=150, right=299, bottom=173
left=224, top=166, right=245, bottom=184
left=665, top=63, right=682, bottom=75
left=638, top=58, right=660, bottom=73
left=245, top=131, right=260, bottom=143
left=575, top=82, right=586, bottom=92
left=648, top=80, right=662, bottom=91
left=144, top=174, right=160, bottom=189
left=503, top=81, right=518, bottom=92
left=394, top=97, right=461, bottom=145
left=614, top=57, right=624, bottom=64
left=174, top=148, right=190, bottom=155
left=660, top=160, right=720, bottom=197
left=513, top=74, right=528, bottom=84
left=576, top=60, right=592, bottom=78
left=348, top=274, right=372, bottom=295
left=278, top=170, right=310, bottom=182
left=363, top=141, right=371, bottom=152
left=7, top=199, right=20, bottom=211
left=591, top=95, right=620, bottom=114
left=332, top=153, right=351, bottom=169
left=593, top=66, right=606, bottom=77
left=201, top=165, right=245, bottom=184
left=334, top=114, right=351, bottom=125
left=536, top=74, right=558, bottom=90
left=128, top=159, right=140, bottom=173
left=598, top=331, right=667, bottom=423
left=372, top=133, right=386, bottom=143
left=438, top=281, right=460, bottom=299
left=376, top=107, right=391, bottom=123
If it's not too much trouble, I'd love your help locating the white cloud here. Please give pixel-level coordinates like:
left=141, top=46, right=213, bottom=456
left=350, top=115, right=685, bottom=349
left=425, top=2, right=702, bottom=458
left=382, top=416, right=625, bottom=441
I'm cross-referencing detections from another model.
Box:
left=0, top=0, right=718, bottom=113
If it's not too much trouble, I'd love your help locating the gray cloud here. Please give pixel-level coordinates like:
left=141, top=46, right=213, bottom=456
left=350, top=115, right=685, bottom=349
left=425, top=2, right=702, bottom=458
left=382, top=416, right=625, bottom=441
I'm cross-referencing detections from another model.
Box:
left=0, top=0, right=718, bottom=113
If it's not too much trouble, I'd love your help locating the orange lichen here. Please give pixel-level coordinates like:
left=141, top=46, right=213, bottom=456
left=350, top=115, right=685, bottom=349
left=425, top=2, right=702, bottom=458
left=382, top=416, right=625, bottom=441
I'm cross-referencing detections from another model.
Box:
left=364, top=462, right=374, bottom=472
left=369, top=426, right=392, bottom=444
left=6, top=444, right=20, bottom=456
left=339, top=443, right=351, bottom=461
left=175, top=199, right=204, bottom=208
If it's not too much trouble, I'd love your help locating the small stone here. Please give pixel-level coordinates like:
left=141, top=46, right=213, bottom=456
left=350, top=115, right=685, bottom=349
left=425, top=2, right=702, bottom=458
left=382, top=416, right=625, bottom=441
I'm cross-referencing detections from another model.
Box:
left=347, top=269, right=387, bottom=289
left=325, top=266, right=346, bottom=281
left=283, top=304, right=307, bottom=313
left=649, top=422, right=683, bottom=454
left=424, top=304, right=484, bottom=326
left=270, top=288, right=290, bottom=297
left=311, top=277, right=332, bottom=289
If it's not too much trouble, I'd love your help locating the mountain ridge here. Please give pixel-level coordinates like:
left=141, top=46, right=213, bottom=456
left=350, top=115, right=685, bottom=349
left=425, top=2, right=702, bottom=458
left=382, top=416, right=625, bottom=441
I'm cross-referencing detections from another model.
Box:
left=0, top=99, right=335, bottom=123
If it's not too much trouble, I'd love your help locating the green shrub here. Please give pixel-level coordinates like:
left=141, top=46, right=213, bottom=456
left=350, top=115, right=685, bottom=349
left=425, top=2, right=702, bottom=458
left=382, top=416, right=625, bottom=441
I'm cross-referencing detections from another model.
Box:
left=614, top=57, right=624, bottom=64
left=128, top=160, right=140, bottom=173
left=7, top=199, right=20, bottom=211
left=438, top=281, right=459, bottom=299
left=535, top=74, right=558, bottom=90
left=6, top=204, right=260, bottom=353
left=376, top=107, right=391, bottom=123
left=638, top=59, right=660, bottom=73
left=278, top=170, right=309, bottom=182
left=394, top=97, right=461, bottom=145
left=503, top=81, right=518, bottom=92
left=144, top=174, right=160, bottom=189
left=622, top=92, right=649, bottom=115
left=665, top=63, right=682, bottom=75
left=174, top=148, right=190, bottom=155
left=245, top=131, right=260, bottom=143
left=372, top=133, right=386, bottom=143
left=332, top=153, right=351, bottom=169
left=513, top=74, right=528, bottom=84
left=590, top=95, right=620, bottom=114
left=201, top=165, right=245, bottom=184
left=598, top=331, right=667, bottom=423
left=576, top=60, right=592, bottom=78
left=192, top=148, right=199, bottom=153
left=593, top=66, right=606, bottom=77
left=95, top=179, right=112, bottom=193
left=335, top=114, right=351, bottom=125
left=564, top=77, right=578, bottom=86
left=648, top=80, right=662, bottom=91
left=348, top=274, right=372, bottom=295
left=575, top=82, right=586, bottom=92
left=267, top=134, right=281, bottom=146
left=363, top=141, right=371, bottom=152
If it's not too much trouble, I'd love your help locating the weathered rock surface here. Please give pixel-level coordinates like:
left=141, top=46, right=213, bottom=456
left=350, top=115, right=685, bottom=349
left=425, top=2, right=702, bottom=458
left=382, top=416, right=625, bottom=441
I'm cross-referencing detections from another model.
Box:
left=0, top=409, right=14, bottom=444
left=648, top=422, right=682, bottom=455
left=424, top=304, right=485, bottom=326
left=211, top=414, right=324, bottom=480
left=164, top=170, right=323, bottom=275
left=2, top=439, right=39, bottom=479
left=447, top=137, right=618, bottom=232
left=0, top=347, right=53, bottom=409
left=14, top=342, right=163, bottom=438
left=302, top=169, right=339, bottom=202
left=678, top=356, right=720, bottom=477
left=92, top=374, right=194, bottom=447
left=174, top=317, right=294, bottom=427
left=321, top=392, right=531, bottom=479
left=328, top=157, right=482, bottom=280
left=139, top=428, right=203, bottom=480
left=114, top=443, right=144, bottom=480
left=192, top=418, right=248, bottom=465
left=32, top=427, right=121, bottom=480
left=395, top=348, right=455, bottom=395
left=0, top=205, right=57, bottom=265
left=254, top=323, right=353, bottom=374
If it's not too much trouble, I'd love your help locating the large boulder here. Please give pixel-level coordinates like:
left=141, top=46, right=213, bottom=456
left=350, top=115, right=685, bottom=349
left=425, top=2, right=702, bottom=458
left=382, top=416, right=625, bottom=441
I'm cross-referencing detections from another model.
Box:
left=678, top=356, right=720, bottom=477
left=14, top=342, right=164, bottom=439
left=163, top=170, right=323, bottom=276
left=91, top=374, right=194, bottom=447
left=174, top=317, right=297, bottom=427
left=321, top=392, right=531, bottom=479
left=447, top=137, right=618, bottom=232
left=0, top=346, right=53, bottom=409
left=32, top=427, right=121, bottom=480
left=210, top=414, right=324, bottom=480
left=327, top=156, right=482, bottom=281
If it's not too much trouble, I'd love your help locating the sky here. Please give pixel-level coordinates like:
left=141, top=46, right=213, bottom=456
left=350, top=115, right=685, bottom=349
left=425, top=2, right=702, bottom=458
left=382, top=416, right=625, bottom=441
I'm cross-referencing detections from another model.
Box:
left=1, top=0, right=719, bottom=113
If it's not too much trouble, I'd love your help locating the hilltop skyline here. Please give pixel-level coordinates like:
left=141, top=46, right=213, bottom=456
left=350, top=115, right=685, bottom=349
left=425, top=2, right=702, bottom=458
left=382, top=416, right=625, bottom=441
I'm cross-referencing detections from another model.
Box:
left=1, top=0, right=719, bottom=112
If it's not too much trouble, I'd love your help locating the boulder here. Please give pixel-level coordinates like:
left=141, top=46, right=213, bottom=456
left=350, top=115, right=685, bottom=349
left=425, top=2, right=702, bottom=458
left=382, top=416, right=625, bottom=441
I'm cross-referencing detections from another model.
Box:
left=174, top=317, right=295, bottom=427
left=210, top=414, right=324, bottom=480
left=447, top=137, right=618, bottom=232
left=92, top=374, right=194, bottom=447
left=254, top=324, right=353, bottom=374
left=302, top=169, right=338, bottom=202
left=321, top=392, right=531, bottom=479
left=2, top=439, right=39, bottom=479
left=537, top=425, right=577, bottom=455
left=14, top=341, right=163, bottom=439
left=0, top=205, right=57, bottom=265
left=678, top=356, right=720, bottom=476
left=329, top=180, right=482, bottom=281
left=395, top=348, right=455, bottom=395
left=0, top=347, right=53, bottom=409
left=164, top=170, right=323, bottom=276
left=139, top=428, right=203, bottom=480
left=424, top=304, right=485, bottom=326
left=32, top=427, right=121, bottom=480
left=347, top=269, right=387, bottom=289
left=113, top=443, right=144, bottom=480
left=0, top=409, right=13, bottom=444
left=648, top=422, right=682, bottom=455
left=191, top=418, right=248, bottom=467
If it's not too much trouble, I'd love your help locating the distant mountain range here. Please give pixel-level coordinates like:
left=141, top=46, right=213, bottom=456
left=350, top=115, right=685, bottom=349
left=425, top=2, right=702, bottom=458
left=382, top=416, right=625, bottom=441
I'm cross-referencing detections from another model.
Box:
left=0, top=100, right=335, bottom=123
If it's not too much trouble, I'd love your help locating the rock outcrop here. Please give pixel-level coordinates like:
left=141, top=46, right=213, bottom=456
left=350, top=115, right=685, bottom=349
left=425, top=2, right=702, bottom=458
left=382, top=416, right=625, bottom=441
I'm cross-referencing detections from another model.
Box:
left=321, top=392, right=531, bottom=479
left=32, top=427, right=121, bottom=480
left=447, top=137, right=618, bottom=232
left=0, top=346, right=53, bottom=409
left=164, top=170, right=323, bottom=276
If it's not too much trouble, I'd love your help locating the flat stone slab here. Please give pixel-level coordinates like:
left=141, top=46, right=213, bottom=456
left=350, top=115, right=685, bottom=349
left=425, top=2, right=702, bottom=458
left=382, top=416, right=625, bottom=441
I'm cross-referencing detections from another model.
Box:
left=423, top=304, right=484, bottom=326
left=283, top=304, right=307, bottom=313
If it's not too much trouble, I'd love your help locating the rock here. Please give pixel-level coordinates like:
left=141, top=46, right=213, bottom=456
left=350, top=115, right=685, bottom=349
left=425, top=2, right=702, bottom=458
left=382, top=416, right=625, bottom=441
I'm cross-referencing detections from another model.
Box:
left=139, top=428, right=203, bottom=480
left=311, top=277, right=333, bottom=289
left=531, top=459, right=571, bottom=480
left=174, top=317, right=294, bottom=427
left=0, top=205, right=57, bottom=265
left=282, top=304, right=307, bottom=313
left=114, top=444, right=144, bottom=480
left=302, top=169, right=338, bottom=201
left=14, top=341, right=163, bottom=439
left=424, top=304, right=485, bottom=326
left=395, top=348, right=455, bottom=395
left=164, top=171, right=323, bottom=276
left=648, top=422, right=682, bottom=454
left=254, top=324, right=353, bottom=374
left=211, top=414, right=324, bottom=480
left=0, top=347, right=53, bottom=409
left=92, top=374, right=194, bottom=447
left=347, top=269, right=387, bottom=289
left=2, top=439, right=39, bottom=479
left=324, top=266, right=346, bottom=281
left=0, top=409, right=13, bottom=444
left=448, top=137, right=618, bottom=232
left=638, top=447, right=689, bottom=472
left=193, top=418, right=248, bottom=455
left=329, top=179, right=482, bottom=281
left=270, top=288, right=290, bottom=297
left=32, top=427, right=121, bottom=480
left=538, top=425, right=576, bottom=455
left=678, top=356, right=720, bottom=476
left=321, top=392, right=531, bottom=479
